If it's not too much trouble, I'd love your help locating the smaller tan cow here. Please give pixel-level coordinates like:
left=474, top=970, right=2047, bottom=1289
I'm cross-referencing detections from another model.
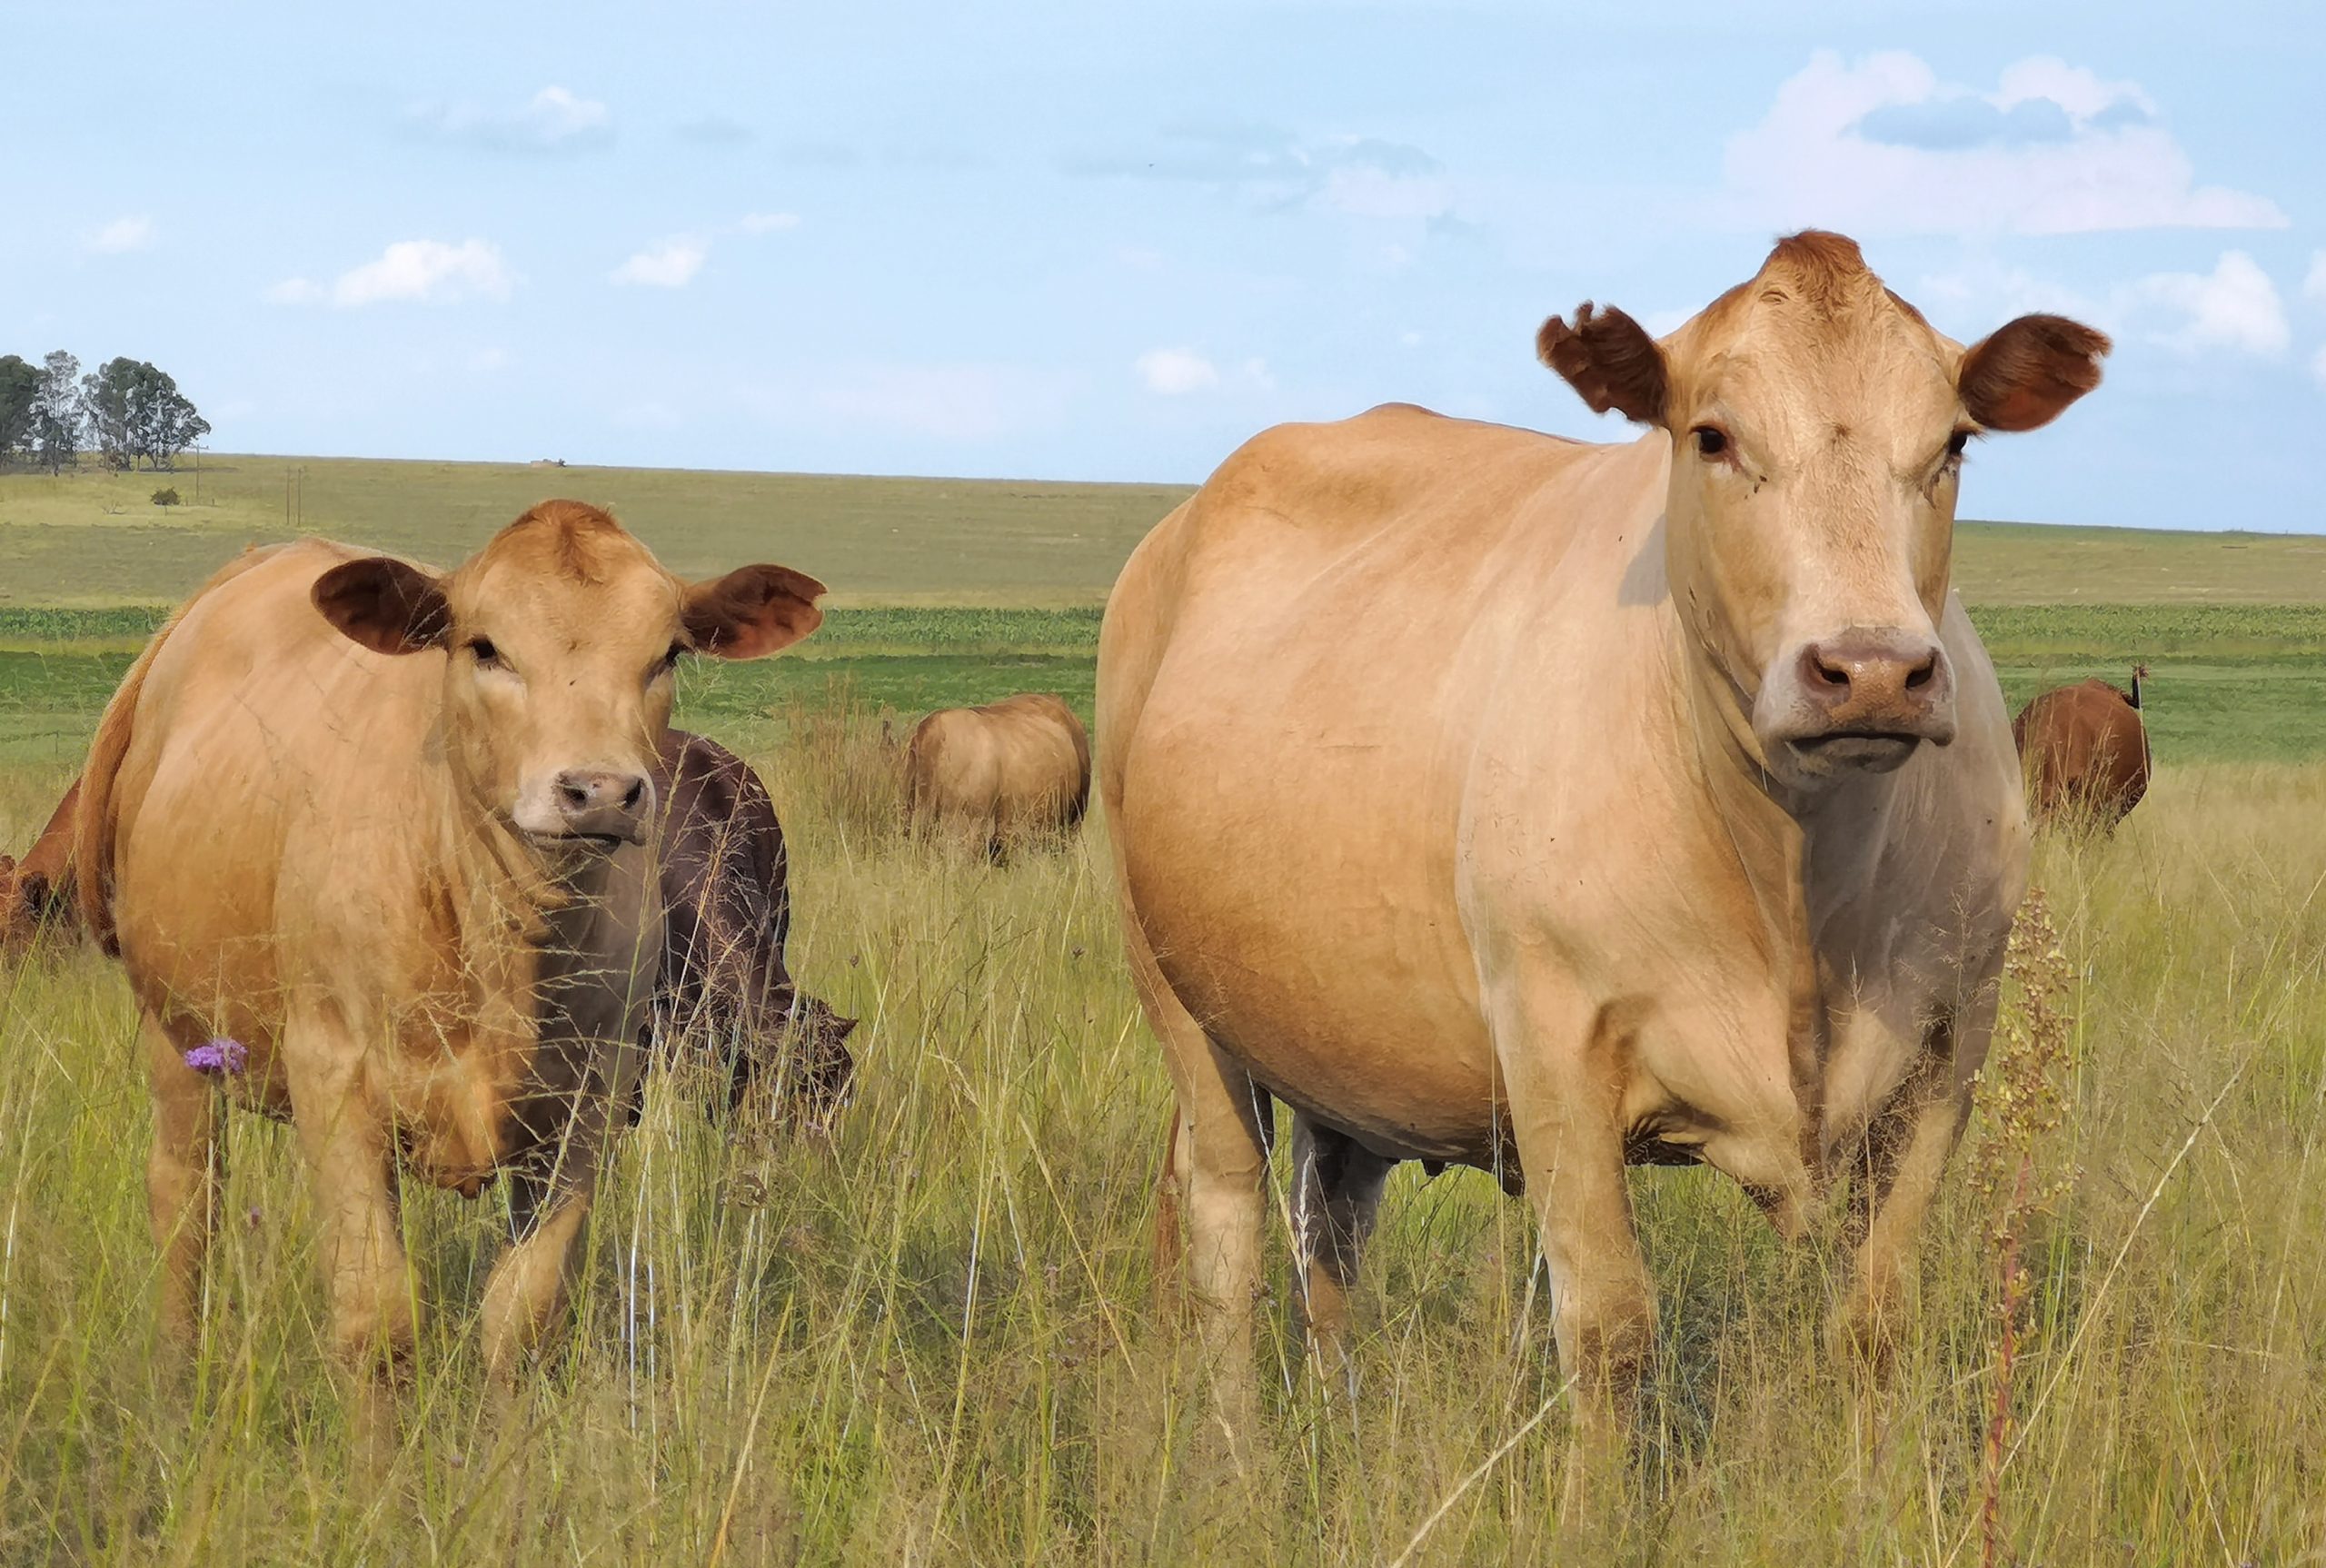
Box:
left=904, top=693, right=1089, bottom=855
left=80, top=506, right=824, bottom=1384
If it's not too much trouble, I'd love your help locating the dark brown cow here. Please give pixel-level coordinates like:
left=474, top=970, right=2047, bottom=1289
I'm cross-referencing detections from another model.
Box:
left=2013, top=668, right=2150, bottom=829
left=634, top=729, right=857, bottom=1128
left=1, top=779, right=81, bottom=952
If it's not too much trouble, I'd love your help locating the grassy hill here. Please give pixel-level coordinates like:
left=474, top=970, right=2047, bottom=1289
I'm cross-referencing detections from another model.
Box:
left=4, top=452, right=2324, bottom=610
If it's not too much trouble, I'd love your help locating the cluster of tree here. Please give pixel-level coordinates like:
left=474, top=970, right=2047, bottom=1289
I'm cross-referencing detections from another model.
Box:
left=0, top=352, right=211, bottom=474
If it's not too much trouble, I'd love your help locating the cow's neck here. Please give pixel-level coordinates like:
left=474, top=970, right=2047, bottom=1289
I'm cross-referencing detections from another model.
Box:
left=1674, top=608, right=1909, bottom=1023
left=430, top=785, right=631, bottom=1012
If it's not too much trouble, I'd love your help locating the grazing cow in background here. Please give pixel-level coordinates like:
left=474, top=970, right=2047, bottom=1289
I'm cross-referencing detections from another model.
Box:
left=635, top=728, right=857, bottom=1128
left=76, top=506, right=825, bottom=1378
left=905, top=693, right=1090, bottom=854
left=1100, top=231, right=2106, bottom=1425
left=1, top=779, right=81, bottom=953
left=2013, top=668, right=2151, bottom=830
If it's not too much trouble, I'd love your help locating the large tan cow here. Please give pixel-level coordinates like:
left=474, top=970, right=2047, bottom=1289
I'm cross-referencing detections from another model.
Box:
left=1101, top=232, right=2105, bottom=1421
left=77, top=505, right=823, bottom=1376
left=905, top=693, right=1090, bottom=853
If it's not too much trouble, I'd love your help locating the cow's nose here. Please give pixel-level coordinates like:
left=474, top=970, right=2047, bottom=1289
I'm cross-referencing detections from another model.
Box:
left=552, top=769, right=651, bottom=843
left=1795, top=631, right=1951, bottom=732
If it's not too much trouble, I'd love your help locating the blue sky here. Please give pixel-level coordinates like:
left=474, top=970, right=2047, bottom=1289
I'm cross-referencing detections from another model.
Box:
left=9, top=0, right=2322, bottom=531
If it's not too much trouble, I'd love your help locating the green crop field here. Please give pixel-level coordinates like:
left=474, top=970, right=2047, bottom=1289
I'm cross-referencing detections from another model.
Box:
left=4, top=453, right=2326, bottom=1563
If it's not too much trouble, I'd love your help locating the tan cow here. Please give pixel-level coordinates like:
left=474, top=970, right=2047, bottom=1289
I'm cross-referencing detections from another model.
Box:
left=905, top=693, right=1090, bottom=854
left=1101, top=232, right=2105, bottom=1422
left=1, top=778, right=79, bottom=953
left=77, top=505, right=823, bottom=1377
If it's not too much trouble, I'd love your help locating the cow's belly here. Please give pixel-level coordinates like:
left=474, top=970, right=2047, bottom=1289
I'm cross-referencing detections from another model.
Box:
left=1118, top=696, right=1498, bottom=1165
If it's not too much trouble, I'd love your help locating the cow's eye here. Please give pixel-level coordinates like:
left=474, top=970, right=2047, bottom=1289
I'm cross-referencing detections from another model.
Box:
left=1946, top=429, right=1973, bottom=459
left=662, top=641, right=687, bottom=671
left=468, top=637, right=502, bottom=668
left=1693, top=426, right=1728, bottom=459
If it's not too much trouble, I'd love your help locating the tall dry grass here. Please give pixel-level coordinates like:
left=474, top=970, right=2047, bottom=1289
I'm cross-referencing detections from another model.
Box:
left=1, top=728, right=2322, bottom=1563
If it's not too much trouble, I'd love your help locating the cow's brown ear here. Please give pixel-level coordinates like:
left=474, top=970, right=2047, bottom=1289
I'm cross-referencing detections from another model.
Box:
left=683, top=563, right=826, bottom=659
left=313, top=557, right=451, bottom=655
left=1537, top=302, right=1668, bottom=425
left=1959, top=314, right=2110, bottom=432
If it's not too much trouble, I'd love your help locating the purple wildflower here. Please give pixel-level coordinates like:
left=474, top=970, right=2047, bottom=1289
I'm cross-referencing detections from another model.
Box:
left=183, top=1038, right=248, bottom=1076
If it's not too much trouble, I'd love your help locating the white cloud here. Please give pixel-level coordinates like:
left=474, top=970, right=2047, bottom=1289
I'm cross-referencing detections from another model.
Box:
left=90, top=215, right=154, bottom=253
left=606, top=213, right=797, bottom=290
left=1136, top=348, right=1219, bottom=395
left=1133, top=349, right=1278, bottom=397
left=411, top=85, right=611, bottom=153
left=611, top=238, right=708, bottom=288
left=270, top=239, right=514, bottom=308
left=1920, top=252, right=2288, bottom=361
left=1720, top=51, right=2286, bottom=235
left=2129, top=252, right=2289, bottom=356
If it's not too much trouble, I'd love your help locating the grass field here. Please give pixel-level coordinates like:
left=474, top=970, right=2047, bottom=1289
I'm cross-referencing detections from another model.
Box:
left=4, top=453, right=2326, bottom=1563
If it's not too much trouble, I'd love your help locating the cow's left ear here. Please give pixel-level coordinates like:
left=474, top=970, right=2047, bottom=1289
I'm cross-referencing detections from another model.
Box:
left=683, top=563, right=826, bottom=659
left=313, top=556, right=451, bottom=655
left=1959, top=314, right=2111, bottom=432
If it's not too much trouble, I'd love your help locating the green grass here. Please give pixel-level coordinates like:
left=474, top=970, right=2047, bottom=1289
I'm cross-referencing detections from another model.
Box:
left=4, top=728, right=2323, bottom=1563
left=0, top=600, right=2317, bottom=770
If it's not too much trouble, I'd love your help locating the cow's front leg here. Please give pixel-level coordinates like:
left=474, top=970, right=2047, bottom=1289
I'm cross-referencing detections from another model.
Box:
left=1485, top=975, right=1654, bottom=1430
left=1835, top=997, right=1987, bottom=1368
left=283, top=1012, right=415, bottom=1374
left=482, top=1046, right=637, bottom=1380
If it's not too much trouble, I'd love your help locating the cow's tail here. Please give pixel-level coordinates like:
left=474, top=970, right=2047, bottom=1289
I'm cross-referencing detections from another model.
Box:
left=78, top=543, right=293, bottom=956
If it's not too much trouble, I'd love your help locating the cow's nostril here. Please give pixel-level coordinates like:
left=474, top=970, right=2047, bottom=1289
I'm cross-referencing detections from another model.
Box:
left=1904, top=659, right=1936, bottom=690
left=559, top=780, right=591, bottom=809
left=621, top=778, right=645, bottom=811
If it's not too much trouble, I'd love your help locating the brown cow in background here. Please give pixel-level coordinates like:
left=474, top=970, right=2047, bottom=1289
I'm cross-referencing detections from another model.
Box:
left=2013, top=667, right=2150, bottom=829
left=635, top=729, right=856, bottom=1128
left=1, top=779, right=82, bottom=953
left=905, top=693, right=1090, bottom=854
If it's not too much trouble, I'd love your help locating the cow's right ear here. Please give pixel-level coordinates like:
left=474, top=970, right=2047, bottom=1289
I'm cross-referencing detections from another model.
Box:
left=1537, top=302, right=1668, bottom=425
left=312, top=557, right=452, bottom=655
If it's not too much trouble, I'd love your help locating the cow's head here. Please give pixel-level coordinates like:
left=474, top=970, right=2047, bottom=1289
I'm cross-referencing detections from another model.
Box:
left=1539, top=231, right=2107, bottom=789
left=312, top=501, right=822, bottom=850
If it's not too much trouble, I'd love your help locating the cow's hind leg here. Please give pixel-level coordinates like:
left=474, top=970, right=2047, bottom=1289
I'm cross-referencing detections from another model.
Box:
left=1125, top=918, right=1272, bottom=1424
left=144, top=1012, right=224, bottom=1345
left=1288, top=1113, right=1393, bottom=1392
